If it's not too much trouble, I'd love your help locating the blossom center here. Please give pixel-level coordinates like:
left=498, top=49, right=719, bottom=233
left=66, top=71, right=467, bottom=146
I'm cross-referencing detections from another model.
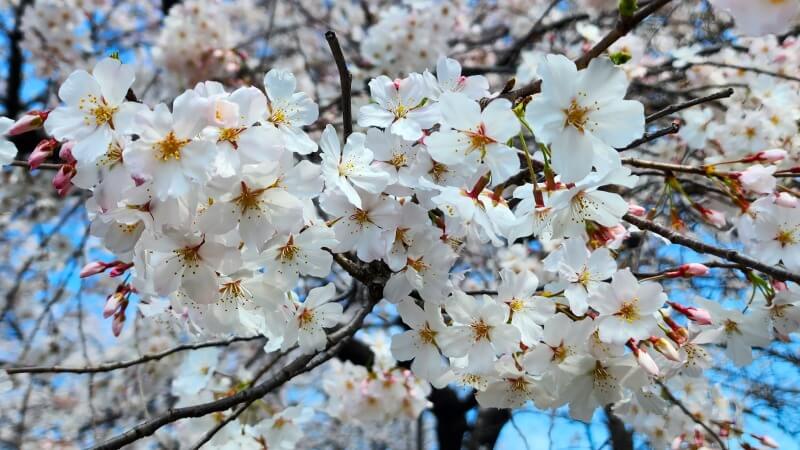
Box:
left=407, top=256, right=428, bottom=272
left=509, top=298, right=525, bottom=312
left=577, top=268, right=591, bottom=287
left=218, top=127, right=245, bottom=145
left=429, top=161, right=449, bottom=182
left=155, top=131, right=191, bottom=161
left=350, top=208, right=372, bottom=225
left=471, top=319, right=492, bottom=341
left=616, top=299, right=640, bottom=323
left=775, top=228, right=797, bottom=246
left=389, top=152, right=408, bottom=168
left=552, top=343, right=570, bottom=363
left=233, top=182, right=265, bottom=212
left=269, top=108, right=288, bottom=125
left=723, top=319, right=741, bottom=334
left=466, top=125, right=494, bottom=156
left=98, top=141, right=124, bottom=167
left=419, top=324, right=437, bottom=344
left=298, top=308, right=316, bottom=328
left=174, top=245, right=201, bottom=266
left=91, top=103, right=119, bottom=127
left=593, top=361, right=611, bottom=381
left=277, top=236, right=299, bottom=261
left=563, top=98, right=592, bottom=133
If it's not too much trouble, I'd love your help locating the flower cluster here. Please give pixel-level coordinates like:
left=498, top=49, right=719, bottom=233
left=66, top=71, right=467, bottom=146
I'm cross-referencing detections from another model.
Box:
left=2, top=1, right=800, bottom=447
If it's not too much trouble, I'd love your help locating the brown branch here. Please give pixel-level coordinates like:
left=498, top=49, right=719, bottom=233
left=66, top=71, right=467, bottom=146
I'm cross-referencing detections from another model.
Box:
left=188, top=350, right=291, bottom=450
left=645, top=88, right=734, bottom=123
left=655, top=380, right=728, bottom=450
left=499, top=0, right=673, bottom=103
left=695, top=61, right=800, bottom=83
left=325, top=31, right=353, bottom=139
left=8, top=160, right=63, bottom=170
left=497, top=0, right=560, bottom=66
left=623, top=213, right=800, bottom=283
left=90, top=300, right=376, bottom=450
left=4, top=335, right=264, bottom=374
left=616, top=122, right=680, bottom=151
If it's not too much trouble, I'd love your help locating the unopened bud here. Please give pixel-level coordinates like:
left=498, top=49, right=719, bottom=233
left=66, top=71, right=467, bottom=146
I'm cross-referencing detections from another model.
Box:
left=749, top=149, right=787, bottom=163
left=28, top=138, right=57, bottom=169
left=668, top=302, right=713, bottom=325
left=774, top=192, right=798, bottom=208
left=80, top=261, right=109, bottom=278
left=103, top=293, right=123, bottom=318
left=670, top=435, right=684, bottom=450
left=752, top=434, right=779, bottom=449
left=112, top=312, right=125, bottom=337
left=108, top=262, right=133, bottom=277
left=58, top=141, right=75, bottom=162
left=628, top=203, right=646, bottom=216
left=667, top=263, right=710, bottom=278
left=7, top=111, right=48, bottom=136
left=651, top=336, right=681, bottom=361
left=695, top=205, right=726, bottom=228
left=52, top=164, right=76, bottom=196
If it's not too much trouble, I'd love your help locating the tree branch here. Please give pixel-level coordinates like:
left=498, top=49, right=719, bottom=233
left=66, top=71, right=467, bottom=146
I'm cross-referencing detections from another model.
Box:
left=325, top=31, right=353, bottom=139
left=4, top=335, right=264, bottom=375
left=90, top=301, right=376, bottom=450
left=645, top=88, right=734, bottom=123
left=624, top=213, right=800, bottom=283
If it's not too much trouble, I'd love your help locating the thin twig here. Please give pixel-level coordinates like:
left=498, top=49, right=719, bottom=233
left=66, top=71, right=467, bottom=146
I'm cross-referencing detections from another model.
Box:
left=617, top=122, right=681, bottom=151
left=655, top=380, right=728, bottom=449
left=90, top=301, right=375, bottom=450
left=325, top=31, right=353, bottom=139
left=624, top=213, right=800, bottom=283
left=500, top=0, right=673, bottom=103
left=8, top=160, right=62, bottom=170
left=5, top=335, right=264, bottom=374
left=646, top=88, right=734, bottom=123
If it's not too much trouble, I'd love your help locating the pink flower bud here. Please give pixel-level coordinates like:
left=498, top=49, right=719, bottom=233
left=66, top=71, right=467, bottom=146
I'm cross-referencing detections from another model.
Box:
left=58, top=141, right=75, bottom=162
left=670, top=435, right=684, bottom=450
left=668, top=302, right=713, bottom=325
left=27, top=138, right=57, bottom=169
left=694, top=205, right=726, bottom=228
left=773, top=280, right=787, bottom=292
left=112, top=312, right=125, bottom=337
left=52, top=164, right=75, bottom=196
left=774, top=192, right=798, bottom=208
left=103, top=293, right=122, bottom=318
left=80, top=261, right=109, bottom=278
left=752, top=434, right=779, bottom=449
left=756, top=149, right=787, bottom=163
left=7, top=111, right=48, bottom=136
left=109, top=262, right=133, bottom=277
left=667, top=263, right=710, bottom=278
left=627, top=203, right=646, bottom=216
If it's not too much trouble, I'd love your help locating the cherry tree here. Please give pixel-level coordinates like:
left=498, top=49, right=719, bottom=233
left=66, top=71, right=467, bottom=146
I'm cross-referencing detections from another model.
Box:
left=1, top=0, right=800, bottom=449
